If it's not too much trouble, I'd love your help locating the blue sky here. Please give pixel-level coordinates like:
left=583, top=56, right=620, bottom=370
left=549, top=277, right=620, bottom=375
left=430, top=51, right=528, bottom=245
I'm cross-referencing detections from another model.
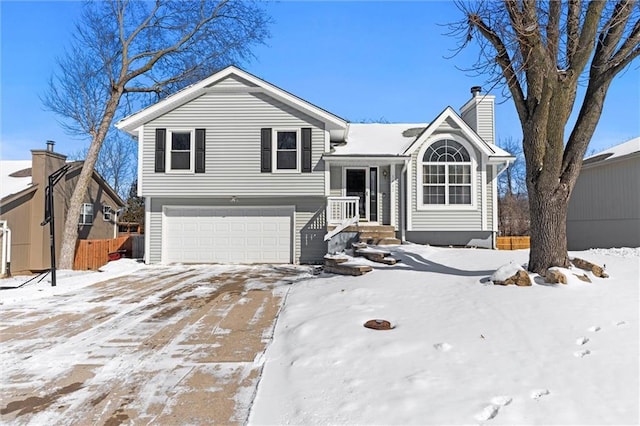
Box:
left=1, top=1, right=638, bottom=161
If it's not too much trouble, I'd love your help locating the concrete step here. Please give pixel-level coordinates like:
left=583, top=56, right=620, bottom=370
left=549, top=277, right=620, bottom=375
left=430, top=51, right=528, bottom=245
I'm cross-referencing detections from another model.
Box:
left=324, top=255, right=350, bottom=267
left=324, top=264, right=372, bottom=276
left=375, top=238, right=402, bottom=245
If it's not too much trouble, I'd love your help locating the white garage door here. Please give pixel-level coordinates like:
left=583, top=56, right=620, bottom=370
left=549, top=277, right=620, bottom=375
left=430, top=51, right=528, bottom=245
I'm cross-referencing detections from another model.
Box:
left=163, top=206, right=293, bottom=264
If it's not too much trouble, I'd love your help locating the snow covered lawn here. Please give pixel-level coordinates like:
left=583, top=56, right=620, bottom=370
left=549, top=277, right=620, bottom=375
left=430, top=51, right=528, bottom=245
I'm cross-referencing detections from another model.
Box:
left=249, top=245, right=639, bottom=425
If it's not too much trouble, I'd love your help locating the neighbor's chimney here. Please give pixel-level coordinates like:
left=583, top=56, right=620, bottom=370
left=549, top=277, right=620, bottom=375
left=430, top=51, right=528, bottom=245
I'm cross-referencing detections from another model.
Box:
left=470, top=86, right=482, bottom=97
left=46, top=140, right=55, bottom=152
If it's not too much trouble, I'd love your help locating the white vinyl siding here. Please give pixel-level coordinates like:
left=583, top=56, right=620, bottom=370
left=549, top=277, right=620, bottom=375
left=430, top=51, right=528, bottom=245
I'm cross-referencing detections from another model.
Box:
left=139, top=87, right=326, bottom=197
left=567, top=155, right=640, bottom=250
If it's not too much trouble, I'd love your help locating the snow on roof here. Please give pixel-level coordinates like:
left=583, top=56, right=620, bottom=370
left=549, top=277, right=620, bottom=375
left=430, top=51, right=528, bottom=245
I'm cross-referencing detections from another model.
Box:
left=332, top=123, right=428, bottom=156
left=583, top=137, right=640, bottom=166
left=0, top=160, right=33, bottom=199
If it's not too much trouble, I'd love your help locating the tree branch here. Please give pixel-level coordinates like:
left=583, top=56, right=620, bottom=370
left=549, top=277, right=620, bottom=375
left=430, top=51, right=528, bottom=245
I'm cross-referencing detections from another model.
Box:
left=468, top=12, right=527, bottom=122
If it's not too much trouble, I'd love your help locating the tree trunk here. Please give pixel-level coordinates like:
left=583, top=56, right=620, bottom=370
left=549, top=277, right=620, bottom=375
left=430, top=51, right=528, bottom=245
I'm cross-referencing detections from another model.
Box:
left=58, top=91, right=123, bottom=270
left=527, top=185, right=571, bottom=273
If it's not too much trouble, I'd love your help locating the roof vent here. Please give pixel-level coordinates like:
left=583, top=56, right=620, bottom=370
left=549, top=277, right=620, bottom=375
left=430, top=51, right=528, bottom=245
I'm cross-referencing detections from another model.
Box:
left=46, top=140, right=55, bottom=152
left=471, top=86, right=482, bottom=97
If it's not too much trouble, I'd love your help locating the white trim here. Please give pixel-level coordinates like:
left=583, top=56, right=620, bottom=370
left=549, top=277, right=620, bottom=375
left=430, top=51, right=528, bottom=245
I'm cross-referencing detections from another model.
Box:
left=271, top=128, right=301, bottom=173
left=144, top=197, right=151, bottom=264
left=492, top=164, right=499, bottom=237
left=166, top=129, right=196, bottom=174
left=79, top=203, right=94, bottom=225
left=415, top=134, right=478, bottom=211
left=137, top=125, right=144, bottom=196
left=161, top=205, right=295, bottom=264
left=481, top=166, right=487, bottom=231
left=406, top=157, right=413, bottom=231
left=324, top=130, right=330, bottom=196
left=403, top=107, right=498, bottom=158
left=103, top=205, right=113, bottom=222
left=116, top=66, right=347, bottom=135
left=390, top=164, right=396, bottom=229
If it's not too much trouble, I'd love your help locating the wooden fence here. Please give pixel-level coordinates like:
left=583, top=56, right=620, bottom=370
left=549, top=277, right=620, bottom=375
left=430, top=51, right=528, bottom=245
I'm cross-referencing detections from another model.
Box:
left=74, top=235, right=144, bottom=271
left=497, top=236, right=530, bottom=250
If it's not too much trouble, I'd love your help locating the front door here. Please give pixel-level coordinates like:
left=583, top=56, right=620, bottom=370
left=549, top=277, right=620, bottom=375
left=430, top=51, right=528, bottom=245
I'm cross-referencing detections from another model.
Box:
left=346, top=169, right=367, bottom=220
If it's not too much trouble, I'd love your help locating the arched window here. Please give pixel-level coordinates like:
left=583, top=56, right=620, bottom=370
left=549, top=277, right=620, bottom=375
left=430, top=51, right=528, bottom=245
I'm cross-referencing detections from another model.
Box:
left=422, top=139, right=472, bottom=205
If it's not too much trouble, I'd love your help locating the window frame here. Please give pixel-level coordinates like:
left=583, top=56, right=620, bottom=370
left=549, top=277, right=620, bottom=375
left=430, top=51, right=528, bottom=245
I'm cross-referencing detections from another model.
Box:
left=416, top=136, right=477, bottom=211
left=80, top=203, right=94, bottom=225
left=166, top=129, right=195, bottom=173
left=271, top=128, right=301, bottom=173
left=103, top=205, right=112, bottom=221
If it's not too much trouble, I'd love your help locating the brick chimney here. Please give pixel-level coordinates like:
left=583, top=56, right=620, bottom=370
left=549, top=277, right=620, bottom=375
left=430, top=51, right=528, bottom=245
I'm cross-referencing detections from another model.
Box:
left=460, top=86, right=495, bottom=145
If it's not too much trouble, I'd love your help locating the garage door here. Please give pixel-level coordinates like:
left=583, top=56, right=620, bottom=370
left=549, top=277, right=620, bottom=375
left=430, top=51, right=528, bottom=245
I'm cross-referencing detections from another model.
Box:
left=163, top=206, right=293, bottom=264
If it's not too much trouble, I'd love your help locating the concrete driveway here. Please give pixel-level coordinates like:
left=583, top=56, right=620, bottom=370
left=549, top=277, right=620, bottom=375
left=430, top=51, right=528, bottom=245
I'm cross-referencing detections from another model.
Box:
left=0, top=264, right=313, bottom=425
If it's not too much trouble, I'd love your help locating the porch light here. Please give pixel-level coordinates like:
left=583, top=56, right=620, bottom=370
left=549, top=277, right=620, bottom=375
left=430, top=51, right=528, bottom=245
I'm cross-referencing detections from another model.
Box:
left=230, top=196, right=238, bottom=203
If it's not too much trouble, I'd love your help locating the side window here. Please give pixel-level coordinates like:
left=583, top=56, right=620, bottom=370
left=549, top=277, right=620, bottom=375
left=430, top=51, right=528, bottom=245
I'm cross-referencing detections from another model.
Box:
left=80, top=203, right=94, bottom=225
left=103, top=205, right=112, bottom=221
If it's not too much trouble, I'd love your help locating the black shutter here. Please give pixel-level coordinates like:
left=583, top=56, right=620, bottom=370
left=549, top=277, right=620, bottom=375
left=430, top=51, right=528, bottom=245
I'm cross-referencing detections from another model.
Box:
left=155, top=128, right=166, bottom=172
left=301, top=127, right=312, bottom=173
left=195, top=128, right=206, bottom=173
left=261, top=128, right=272, bottom=172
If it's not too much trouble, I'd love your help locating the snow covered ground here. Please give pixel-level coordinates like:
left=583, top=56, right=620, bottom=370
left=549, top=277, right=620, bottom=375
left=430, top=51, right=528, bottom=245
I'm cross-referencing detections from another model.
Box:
left=249, top=245, right=639, bottom=425
left=1, top=245, right=637, bottom=425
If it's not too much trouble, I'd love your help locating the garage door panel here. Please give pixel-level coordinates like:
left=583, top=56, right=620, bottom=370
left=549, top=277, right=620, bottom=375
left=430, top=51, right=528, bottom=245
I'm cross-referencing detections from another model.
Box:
left=164, top=207, right=292, bottom=264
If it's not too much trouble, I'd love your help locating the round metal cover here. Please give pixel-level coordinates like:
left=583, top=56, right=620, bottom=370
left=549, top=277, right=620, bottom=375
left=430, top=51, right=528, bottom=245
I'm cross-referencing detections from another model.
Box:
left=364, top=319, right=393, bottom=330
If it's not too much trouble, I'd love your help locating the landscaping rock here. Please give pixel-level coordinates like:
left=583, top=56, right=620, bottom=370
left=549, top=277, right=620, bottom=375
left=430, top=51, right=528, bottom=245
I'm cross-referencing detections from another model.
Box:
left=493, top=270, right=531, bottom=286
left=574, top=273, right=592, bottom=283
left=544, top=269, right=567, bottom=284
left=571, top=258, right=609, bottom=278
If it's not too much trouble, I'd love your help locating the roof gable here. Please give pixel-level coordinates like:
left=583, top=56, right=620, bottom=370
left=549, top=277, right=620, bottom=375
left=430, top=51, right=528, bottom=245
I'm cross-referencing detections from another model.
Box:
left=402, top=107, right=510, bottom=159
left=116, top=66, right=348, bottom=136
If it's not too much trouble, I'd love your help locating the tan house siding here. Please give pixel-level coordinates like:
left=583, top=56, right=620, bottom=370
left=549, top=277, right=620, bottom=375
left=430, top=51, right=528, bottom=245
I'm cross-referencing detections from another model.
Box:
left=0, top=149, right=124, bottom=274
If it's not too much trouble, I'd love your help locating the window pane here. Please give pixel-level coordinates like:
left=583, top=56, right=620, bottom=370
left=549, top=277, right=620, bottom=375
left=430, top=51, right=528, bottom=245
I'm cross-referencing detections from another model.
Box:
left=172, top=152, right=190, bottom=170
left=277, top=132, right=297, bottom=149
left=277, top=151, right=297, bottom=169
left=423, top=165, right=445, bottom=184
left=172, top=132, right=191, bottom=150
left=423, top=186, right=445, bottom=204
left=449, top=165, right=471, bottom=184
left=449, top=186, right=471, bottom=204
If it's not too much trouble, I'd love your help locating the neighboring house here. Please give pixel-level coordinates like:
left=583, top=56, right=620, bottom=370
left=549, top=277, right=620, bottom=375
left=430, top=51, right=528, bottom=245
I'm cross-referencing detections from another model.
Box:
left=0, top=142, right=125, bottom=274
left=116, top=66, right=514, bottom=265
left=567, top=137, right=640, bottom=250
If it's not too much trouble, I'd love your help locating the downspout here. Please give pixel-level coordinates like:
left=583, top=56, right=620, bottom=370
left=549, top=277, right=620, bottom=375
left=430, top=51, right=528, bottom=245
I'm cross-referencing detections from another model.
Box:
left=1, top=220, right=11, bottom=277
left=400, top=159, right=410, bottom=242
left=492, top=159, right=514, bottom=248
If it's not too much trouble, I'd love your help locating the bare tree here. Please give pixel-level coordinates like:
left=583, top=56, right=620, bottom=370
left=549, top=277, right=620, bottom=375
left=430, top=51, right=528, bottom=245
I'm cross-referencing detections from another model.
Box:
left=497, top=137, right=529, bottom=236
left=450, top=1, right=640, bottom=273
left=44, top=0, right=270, bottom=269
left=70, top=132, right=137, bottom=199
left=497, top=137, right=526, bottom=197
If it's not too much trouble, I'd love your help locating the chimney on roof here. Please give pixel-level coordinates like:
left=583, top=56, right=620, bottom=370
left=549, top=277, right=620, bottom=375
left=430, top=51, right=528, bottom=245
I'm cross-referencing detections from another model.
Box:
left=46, top=140, right=55, bottom=152
left=460, top=86, right=495, bottom=145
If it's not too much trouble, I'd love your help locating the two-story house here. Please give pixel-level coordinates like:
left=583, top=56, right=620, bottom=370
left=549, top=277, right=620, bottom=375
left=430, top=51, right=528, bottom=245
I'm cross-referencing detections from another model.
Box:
left=116, top=66, right=513, bottom=265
